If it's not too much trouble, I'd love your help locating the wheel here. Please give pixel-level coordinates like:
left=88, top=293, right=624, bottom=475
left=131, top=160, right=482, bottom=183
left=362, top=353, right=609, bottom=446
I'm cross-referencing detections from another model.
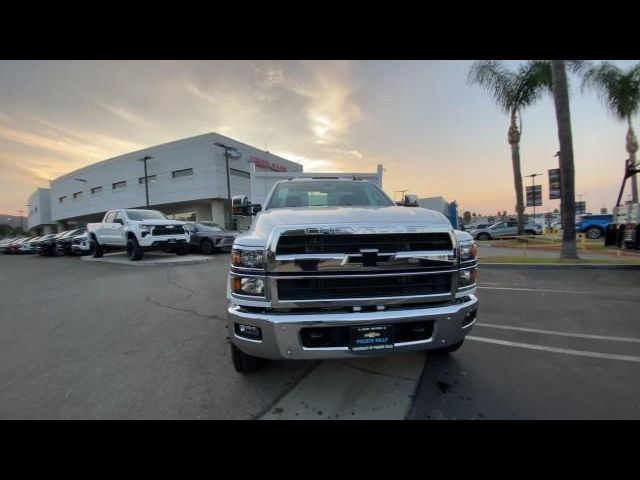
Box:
left=200, top=238, right=214, bottom=255
left=126, top=237, right=144, bottom=261
left=585, top=227, right=603, bottom=240
left=433, top=339, right=465, bottom=354
left=476, top=233, right=491, bottom=241
left=231, top=344, right=263, bottom=374
left=176, top=245, right=189, bottom=256
left=525, top=230, right=536, bottom=235
left=90, top=238, right=104, bottom=258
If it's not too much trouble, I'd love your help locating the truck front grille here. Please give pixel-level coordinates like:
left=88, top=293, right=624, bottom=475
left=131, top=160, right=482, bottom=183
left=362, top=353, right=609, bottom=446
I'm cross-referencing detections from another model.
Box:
left=275, top=232, right=452, bottom=255
left=153, top=226, right=185, bottom=236
left=277, top=272, right=452, bottom=301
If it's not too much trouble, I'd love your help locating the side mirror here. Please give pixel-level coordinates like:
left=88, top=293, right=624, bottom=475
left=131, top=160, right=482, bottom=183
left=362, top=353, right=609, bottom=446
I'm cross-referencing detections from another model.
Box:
left=251, top=204, right=262, bottom=215
left=113, top=219, right=124, bottom=225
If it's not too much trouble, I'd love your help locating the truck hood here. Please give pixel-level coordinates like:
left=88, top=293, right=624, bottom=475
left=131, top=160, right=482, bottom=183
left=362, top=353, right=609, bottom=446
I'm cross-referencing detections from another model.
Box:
left=235, top=206, right=453, bottom=247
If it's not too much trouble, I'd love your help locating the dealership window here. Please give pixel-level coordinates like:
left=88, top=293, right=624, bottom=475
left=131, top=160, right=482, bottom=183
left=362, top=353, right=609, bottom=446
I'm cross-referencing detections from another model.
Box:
left=112, top=181, right=127, bottom=190
left=138, top=175, right=157, bottom=185
left=230, top=168, right=250, bottom=179
left=91, top=186, right=103, bottom=194
left=73, top=191, right=82, bottom=199
left=172, top=168, right=193, bottom=179
left=59, top=196, right=66, bottom=203
left=168, top=212, right=196, bottom=222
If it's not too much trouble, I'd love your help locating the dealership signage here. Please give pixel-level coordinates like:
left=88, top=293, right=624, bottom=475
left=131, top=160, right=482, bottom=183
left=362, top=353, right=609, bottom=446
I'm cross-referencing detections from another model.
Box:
left=248, top=155, right=288, bottom=172
left=526, top=185, right=542, bottom=207
left=548, top=169, right=561, bottom=199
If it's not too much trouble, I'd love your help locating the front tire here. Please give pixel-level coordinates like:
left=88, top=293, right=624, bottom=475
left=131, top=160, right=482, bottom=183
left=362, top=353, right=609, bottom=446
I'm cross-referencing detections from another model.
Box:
left=200, top=239, right=214, bottom=255
left=90, top=239, right=104, bottom=258
left=126, top=237, right=144, bottom=261
left=231, top=344, right=263, bottom=374
left=586, top=227, right=603, bottom=240
left=476, top=233, right=491, bottom=241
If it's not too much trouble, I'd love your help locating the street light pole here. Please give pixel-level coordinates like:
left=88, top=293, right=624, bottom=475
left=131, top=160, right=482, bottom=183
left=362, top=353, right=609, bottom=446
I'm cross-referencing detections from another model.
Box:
left=137, top=156, right=153, bottom=208
left=525, top=173, right=542, bottom=223
left=214, top=143, right=240, bottom=229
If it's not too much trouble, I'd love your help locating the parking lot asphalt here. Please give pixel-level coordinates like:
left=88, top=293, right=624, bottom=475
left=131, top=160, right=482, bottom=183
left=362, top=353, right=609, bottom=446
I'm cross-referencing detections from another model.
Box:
left=1, top=254, right=639, bottom=419
left=0, top=253, right=314, bottom=419
left=409, top=266, right=640, bottom=419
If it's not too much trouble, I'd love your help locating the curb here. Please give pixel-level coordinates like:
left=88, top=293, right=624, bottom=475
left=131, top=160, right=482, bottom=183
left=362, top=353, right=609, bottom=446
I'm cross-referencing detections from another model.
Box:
left=81, top=254, right=215, bottom=267
left=479, top=263, right=640, bottom=270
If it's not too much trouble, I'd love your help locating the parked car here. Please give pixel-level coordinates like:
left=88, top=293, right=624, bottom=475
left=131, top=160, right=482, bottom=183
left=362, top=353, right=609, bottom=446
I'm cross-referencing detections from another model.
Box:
left=471, top=220, right=542, bottom=241
left=19, top=236, right=43, bottom=254
left=56, top=229, right=86, bottom=256
left=0, top=237, right=22, bottom=254
left=70, top=232, right=91, bottom=255
left=575, top=214, right=613, bottom=240
left=37, top=232, right=69, bottom=256
left=6, top=237, right=32, bottom=254
left=462, top=222, right=490, bottom=232
left=183, top=222, right=237, bottom=254
left=87, top=209, right=190, bottom=261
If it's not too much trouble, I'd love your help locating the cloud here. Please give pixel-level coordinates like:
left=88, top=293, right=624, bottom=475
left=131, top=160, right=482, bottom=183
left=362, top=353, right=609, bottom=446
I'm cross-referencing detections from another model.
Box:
left=97, top=102, right=147, bottom=124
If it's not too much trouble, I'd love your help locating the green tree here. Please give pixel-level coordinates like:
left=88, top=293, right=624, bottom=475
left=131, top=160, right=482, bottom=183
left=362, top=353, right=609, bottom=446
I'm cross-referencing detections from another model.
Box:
left=468, top=60, right=552, bottom=235
left=582, top=61, right=640, bottom=202
left=463, top=211, right=472, bottom=224
left=551, top=60, right=579, bottom=259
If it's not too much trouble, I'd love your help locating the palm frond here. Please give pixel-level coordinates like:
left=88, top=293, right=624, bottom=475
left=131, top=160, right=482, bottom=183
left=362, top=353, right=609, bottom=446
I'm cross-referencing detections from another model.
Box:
left=582, top=61, right=640, bottom=120
left=467, top=60, right=515, bottom=114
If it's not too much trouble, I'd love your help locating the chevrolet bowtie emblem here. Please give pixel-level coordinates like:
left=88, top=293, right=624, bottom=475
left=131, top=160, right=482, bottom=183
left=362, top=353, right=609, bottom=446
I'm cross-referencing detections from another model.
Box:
left=344, top=249, right=393, bottom=267
left=363, top=332, right=381, bottom=338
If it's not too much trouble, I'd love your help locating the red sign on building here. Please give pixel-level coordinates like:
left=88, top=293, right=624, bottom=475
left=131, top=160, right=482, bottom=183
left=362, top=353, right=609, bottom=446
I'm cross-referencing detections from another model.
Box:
left=248, top=155, right=288, bottom=172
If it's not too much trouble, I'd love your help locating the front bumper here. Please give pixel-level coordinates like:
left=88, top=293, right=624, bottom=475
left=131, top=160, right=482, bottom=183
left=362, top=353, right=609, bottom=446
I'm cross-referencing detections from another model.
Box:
left=228, top=294, right=478, bottom=360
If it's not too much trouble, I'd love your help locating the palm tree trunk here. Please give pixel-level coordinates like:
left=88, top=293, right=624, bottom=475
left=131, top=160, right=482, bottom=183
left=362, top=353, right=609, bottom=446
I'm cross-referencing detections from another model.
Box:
left=508, top=110, right=525, bottom=235
left=551, top=60, right=578, bottom=259
left=626, top=117, right=638, bottom=203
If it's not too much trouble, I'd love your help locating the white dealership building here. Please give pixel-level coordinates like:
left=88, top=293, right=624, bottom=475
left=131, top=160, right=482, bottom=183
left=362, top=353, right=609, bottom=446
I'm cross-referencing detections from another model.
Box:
left=26, top=132, right=384, bottom=233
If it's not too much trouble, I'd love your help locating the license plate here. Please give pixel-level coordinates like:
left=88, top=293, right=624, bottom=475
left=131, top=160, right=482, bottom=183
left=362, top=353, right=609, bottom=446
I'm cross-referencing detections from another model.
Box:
left=350, top=325, right=394, bottom=351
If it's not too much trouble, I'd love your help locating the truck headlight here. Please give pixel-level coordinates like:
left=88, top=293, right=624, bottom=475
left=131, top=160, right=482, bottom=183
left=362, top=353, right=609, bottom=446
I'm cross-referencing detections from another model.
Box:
left=459, top=268, right=477, bottom=288
left=230, top=276, right=266, bottom=296
left=459, top=242, right=477, bottom=261
left=232, top=248, right=265, bottom=269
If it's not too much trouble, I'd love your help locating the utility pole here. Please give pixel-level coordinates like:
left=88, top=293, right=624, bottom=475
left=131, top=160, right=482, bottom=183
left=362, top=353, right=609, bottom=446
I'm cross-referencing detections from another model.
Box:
left=137, top=156, right=153, bottom=208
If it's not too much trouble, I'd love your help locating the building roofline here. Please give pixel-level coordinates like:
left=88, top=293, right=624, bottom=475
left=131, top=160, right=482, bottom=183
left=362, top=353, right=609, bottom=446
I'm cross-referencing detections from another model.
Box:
left=54, top=131, right=298, bottom=182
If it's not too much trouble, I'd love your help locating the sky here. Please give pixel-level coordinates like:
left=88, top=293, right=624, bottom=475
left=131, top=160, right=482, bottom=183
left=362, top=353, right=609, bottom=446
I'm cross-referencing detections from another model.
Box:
left=1, top=60, right=638, bottom=218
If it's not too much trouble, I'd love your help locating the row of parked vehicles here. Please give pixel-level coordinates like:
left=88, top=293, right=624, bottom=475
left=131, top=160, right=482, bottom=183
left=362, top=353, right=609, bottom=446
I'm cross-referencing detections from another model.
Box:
left=1, top=209, right=239, bottom=261
left=461, top=214, right=615, bottom=241
left=0, top=229, right=90, bottom=256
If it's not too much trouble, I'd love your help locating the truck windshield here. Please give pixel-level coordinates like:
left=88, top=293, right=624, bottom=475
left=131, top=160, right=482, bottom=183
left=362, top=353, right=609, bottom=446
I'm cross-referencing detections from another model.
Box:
left=125, top=210, right=168, bottom=221
left=266, top=181, right=394, bottom=209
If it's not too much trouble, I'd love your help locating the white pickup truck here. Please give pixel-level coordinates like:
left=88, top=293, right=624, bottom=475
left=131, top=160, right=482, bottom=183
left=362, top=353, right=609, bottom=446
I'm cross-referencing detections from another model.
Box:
left=87, top=209, right=190, bottom=261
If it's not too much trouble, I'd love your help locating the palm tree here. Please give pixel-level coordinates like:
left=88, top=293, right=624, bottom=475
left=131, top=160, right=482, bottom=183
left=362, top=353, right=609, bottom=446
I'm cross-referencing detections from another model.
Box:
left=550, top=60, right=579, bottom=259
left=468, top=60, right=551, bottom=234
left=582, top=61, right=640, bottom=203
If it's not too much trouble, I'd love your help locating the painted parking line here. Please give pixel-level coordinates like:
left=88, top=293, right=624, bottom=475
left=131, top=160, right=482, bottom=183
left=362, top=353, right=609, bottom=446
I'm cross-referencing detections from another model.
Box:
left=478, top=286, right=593, bottom=294
left=476, top=323, right=640, bottom=344
left=467, top=336, right=640, bottom=363
left=260, top=353, right=425, bottom=420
